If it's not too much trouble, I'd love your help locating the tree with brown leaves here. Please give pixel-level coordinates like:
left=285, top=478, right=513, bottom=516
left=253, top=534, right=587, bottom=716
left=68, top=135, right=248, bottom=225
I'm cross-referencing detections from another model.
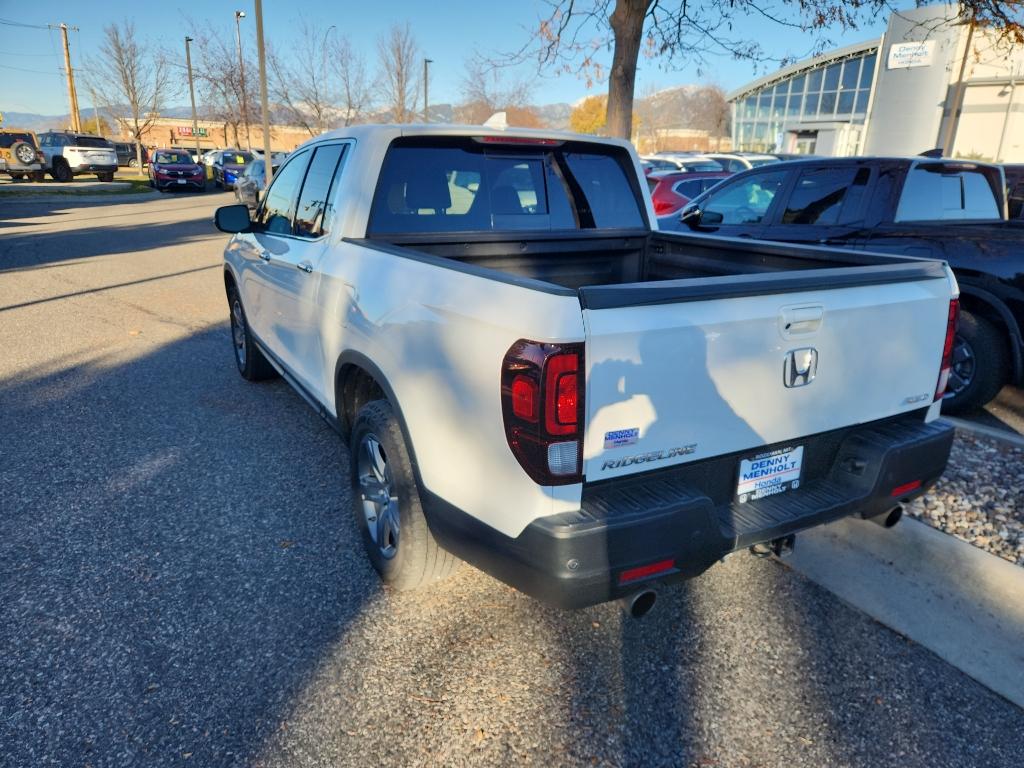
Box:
left=504, top=0, right=1024, bottom=139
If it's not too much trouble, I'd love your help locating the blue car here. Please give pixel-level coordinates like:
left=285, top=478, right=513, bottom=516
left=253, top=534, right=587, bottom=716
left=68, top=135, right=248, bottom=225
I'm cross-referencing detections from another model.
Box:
left=212, top=149, right=254, bottom=190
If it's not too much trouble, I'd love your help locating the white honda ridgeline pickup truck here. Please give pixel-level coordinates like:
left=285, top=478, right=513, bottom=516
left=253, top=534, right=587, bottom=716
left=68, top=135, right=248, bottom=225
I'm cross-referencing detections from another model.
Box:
left=215, top=125, right=958, bottom=614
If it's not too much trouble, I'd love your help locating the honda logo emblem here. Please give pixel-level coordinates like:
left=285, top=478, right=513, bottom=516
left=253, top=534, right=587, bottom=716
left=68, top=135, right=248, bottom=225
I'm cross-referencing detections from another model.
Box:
left=784, top=348, right=818, bottom=388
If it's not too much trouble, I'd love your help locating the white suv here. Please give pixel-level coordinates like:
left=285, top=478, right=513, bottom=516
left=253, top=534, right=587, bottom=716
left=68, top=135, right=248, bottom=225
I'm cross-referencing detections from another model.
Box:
left=38, top=131, right=118, bottom=182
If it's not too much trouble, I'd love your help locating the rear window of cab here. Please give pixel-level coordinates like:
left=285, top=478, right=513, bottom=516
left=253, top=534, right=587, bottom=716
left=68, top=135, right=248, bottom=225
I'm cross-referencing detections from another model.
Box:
left=367, top=137, right=646, bottom=235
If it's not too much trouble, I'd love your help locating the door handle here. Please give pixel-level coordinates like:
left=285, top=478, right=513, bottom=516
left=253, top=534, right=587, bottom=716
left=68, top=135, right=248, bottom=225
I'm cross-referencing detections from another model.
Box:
left=296, top=261, right=313, bottom=273
left=257, top=250, right=271, bottom=261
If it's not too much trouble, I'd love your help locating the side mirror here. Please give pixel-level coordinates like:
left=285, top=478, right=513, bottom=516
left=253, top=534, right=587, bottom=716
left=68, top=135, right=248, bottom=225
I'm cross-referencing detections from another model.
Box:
left=680, top=205, right=703, bottom=229
left=214, top=204, right=252, bottom=234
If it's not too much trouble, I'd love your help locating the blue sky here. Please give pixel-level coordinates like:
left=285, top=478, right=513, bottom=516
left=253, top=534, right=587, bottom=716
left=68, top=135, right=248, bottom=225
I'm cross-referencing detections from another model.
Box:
left=0, top=0, right=891, bottom=115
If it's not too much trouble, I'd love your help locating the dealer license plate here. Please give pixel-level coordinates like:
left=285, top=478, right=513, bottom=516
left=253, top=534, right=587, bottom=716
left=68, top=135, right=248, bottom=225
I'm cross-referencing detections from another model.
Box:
left=736, top=445, right=803, bottom=503
left=177, top=179, right=186, bottom=184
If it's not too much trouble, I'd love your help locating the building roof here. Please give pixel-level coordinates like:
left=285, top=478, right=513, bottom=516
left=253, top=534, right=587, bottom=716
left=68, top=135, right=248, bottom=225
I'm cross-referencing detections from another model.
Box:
left=726, top=38, right=882, bottom=102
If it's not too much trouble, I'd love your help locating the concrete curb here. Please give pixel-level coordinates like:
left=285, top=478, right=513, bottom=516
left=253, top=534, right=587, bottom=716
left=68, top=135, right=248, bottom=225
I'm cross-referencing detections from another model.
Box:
left=785, top=515, right=1024, bottom=709
left=941, top=416, right=1024, bottom=449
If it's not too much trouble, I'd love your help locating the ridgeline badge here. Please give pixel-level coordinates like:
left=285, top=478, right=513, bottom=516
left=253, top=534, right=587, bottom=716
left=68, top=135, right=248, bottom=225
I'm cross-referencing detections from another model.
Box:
left=601, top=444, right=696, bottom=471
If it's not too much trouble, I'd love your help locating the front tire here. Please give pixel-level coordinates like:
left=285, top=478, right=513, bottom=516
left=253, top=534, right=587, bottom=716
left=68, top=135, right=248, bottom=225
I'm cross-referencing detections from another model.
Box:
left=943, top=310, right=1008, bottom=413
left=227, top=286, right=278, bottom=381
left=350, top=400, right=459, bottom=590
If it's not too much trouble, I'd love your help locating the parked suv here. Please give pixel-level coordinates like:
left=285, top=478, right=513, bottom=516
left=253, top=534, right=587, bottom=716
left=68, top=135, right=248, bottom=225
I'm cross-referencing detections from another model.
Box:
left=113, top=141, right=148, bottom=168
left=38, top=131, right=118, bottom=182
left=0, top=129, right=45, bottom=181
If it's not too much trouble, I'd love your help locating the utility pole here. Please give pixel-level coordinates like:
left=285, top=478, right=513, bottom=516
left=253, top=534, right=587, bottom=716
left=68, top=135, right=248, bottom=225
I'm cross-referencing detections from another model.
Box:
left=235, top=10, right=251, bottom=150
left=254, top=0, right=273, bottom=186
left=941, top=13, right=976, bottom=157
left=51, top=23, right=81, bottom=132
left=423, top=58, right=433, bottom=123
left=185, top=36, right=201, bottom=161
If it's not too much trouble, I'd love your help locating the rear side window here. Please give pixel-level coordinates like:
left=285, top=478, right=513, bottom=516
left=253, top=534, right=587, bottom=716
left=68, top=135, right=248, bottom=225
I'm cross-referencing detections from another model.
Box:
left=74, top=136, right=112, bottom=148
left=673, top=179, right=704, bottom=200
left=294, top=143, right=346, bottom=238
left=783, top=167, right=862, bottom=225
left=895, top=164, right=1001, bottom=221
left=258, top=150, right=310, bottom=235
left=367, top=137, right=644, bottom=235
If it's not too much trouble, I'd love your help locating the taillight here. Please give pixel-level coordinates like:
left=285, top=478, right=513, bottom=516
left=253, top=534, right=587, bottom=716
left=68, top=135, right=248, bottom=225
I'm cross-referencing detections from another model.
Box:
left=935, top=298, right=959, bottom=401
left=501, top=339, right=584, bottom=485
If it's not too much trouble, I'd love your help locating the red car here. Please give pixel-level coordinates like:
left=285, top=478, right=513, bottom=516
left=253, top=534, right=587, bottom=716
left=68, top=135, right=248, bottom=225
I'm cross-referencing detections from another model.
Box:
left=647, top=170, right=732, bottom=216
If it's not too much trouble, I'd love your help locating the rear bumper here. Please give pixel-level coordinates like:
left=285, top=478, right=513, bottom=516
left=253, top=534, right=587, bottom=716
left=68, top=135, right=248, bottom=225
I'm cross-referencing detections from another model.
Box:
left=72, top=163, right=117, bottom=174
left=422, top=414, right=954, bottom=609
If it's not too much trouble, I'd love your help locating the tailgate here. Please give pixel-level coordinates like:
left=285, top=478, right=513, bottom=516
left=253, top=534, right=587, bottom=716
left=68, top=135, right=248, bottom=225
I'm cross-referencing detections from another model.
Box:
left=581, top=271, right=954, bottom=482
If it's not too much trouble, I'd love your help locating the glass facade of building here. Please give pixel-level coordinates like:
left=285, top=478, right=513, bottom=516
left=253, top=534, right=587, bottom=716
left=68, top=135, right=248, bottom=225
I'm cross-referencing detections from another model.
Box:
left=732, top=47, right=878, bottom=153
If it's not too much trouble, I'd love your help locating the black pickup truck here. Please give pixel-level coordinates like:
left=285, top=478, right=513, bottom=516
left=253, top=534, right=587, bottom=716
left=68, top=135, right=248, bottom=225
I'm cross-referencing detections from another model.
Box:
left=675, top=157, right=1024, bottom=413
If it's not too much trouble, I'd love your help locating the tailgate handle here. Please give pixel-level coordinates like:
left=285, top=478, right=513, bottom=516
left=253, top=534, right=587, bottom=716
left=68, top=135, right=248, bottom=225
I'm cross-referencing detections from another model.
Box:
left=780, top=305, right=824, bottom=337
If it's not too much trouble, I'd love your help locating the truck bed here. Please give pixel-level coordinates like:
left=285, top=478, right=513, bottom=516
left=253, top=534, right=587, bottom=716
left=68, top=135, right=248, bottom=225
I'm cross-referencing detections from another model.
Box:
left=358, top=230, right=943, bottom=295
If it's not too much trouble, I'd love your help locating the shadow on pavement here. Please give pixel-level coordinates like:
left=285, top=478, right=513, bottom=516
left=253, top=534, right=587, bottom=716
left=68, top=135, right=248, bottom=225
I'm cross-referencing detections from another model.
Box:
left=0, top=325, right=377, bottom=766
left=0, top=216, right=221, bottom=271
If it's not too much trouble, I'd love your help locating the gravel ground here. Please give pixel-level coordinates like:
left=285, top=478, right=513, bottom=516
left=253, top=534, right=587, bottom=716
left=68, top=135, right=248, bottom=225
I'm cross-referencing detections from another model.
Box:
left=2, top=194, right=1023, bottom=767
left=906, top=432, right=1024, bottom=566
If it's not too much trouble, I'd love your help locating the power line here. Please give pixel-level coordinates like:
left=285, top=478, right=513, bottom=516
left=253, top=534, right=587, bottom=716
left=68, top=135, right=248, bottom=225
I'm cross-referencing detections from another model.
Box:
left=0, top=17, right=50, bottom=30
left=0, top=50, right=59, bottom=57
left=0, top=62, right=62, bottom=75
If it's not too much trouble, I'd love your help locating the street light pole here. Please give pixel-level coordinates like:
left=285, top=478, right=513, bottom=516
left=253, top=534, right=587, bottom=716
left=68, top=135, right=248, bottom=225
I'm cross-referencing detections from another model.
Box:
left=185, top=36, right=201, bottom=162
left=235, top=10, right=251, bottom=150
left=321, top=25, right=337, bottom=134
left=254, top=0, right=274, bottom=186
left=423, top=58, right=433, bottom=123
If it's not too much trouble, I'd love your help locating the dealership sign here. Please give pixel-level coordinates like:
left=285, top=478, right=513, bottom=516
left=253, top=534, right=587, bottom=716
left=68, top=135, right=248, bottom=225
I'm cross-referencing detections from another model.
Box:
left=887, top=40, right=936, bottom=69
left=177, top=126, right=208, bottom=137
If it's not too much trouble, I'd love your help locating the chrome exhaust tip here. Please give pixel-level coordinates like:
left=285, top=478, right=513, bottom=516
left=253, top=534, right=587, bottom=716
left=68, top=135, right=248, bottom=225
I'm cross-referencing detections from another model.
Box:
left=864, top=504, right=903, bottom=528
left=620, top=589, right=657, bottom=619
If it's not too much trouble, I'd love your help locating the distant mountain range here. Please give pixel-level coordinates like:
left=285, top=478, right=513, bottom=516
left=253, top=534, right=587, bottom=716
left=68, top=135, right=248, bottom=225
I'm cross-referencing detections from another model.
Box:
left=1, top=85, right=721, bottom=136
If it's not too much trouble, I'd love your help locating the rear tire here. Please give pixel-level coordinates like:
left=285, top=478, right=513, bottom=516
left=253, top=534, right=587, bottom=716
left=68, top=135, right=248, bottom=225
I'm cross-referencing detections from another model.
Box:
left=943, top=310, right=1008, bottom=414
left=227, top=286, right=278, bottom=381
left=350, top=400, right=460, bottom=590
left=51, top=160, right=72, bottom=182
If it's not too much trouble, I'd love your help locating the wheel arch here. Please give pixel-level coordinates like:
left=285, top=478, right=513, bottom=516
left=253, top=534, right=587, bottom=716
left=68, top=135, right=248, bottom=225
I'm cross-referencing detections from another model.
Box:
left=957, top=284, right=1023, bottom=384
left=334, top=351, right=423, bottom=477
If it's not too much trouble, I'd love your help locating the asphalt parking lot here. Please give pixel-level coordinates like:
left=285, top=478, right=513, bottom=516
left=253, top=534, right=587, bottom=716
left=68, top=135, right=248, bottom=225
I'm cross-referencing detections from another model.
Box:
left=2, top=191, right=1023, bottom=767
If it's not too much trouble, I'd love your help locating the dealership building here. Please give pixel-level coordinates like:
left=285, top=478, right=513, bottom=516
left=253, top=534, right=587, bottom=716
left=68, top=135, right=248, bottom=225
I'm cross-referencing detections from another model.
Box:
left=727, top=4, right=1024, bottom=160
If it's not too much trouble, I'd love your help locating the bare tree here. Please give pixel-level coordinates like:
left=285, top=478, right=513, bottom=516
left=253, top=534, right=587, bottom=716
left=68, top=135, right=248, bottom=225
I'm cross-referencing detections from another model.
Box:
left=189, top=25, right=260, bottom=148
left=268, top=25, right=333, bottom=137
left=377, top=22, right=420, bottom=123
left=86, top=21, right=174, bottom=168
left=331, top=36, right=375, bottom=126
left=502, top=0, right=1024, bottom=139
left=455, top=58, right=539, bottom=124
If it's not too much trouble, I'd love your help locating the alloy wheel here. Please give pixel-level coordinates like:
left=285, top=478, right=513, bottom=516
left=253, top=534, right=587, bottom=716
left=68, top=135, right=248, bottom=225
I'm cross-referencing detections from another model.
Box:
left=357, top=434, right=400, bottom=559
left=231, top=299, right=247, bottom=368
left=946, top=334, right=975, bottom=398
